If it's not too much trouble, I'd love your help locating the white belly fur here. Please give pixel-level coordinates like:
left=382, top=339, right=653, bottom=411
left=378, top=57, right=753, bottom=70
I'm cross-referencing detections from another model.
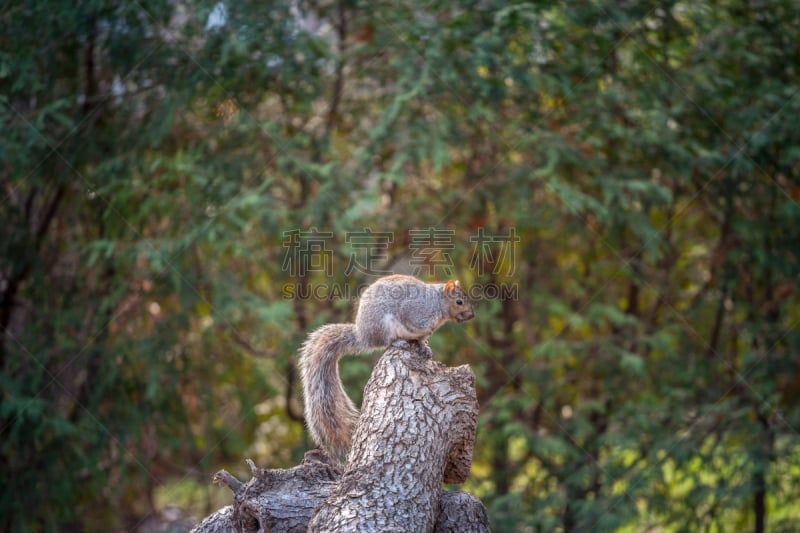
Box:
left=382, top=313, right=417, bottom=340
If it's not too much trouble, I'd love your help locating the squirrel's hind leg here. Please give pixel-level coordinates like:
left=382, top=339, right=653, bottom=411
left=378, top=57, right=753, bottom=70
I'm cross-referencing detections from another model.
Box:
left=390, top=338, right=433, bottom=358
left=390, top=338, right=414, bottom=351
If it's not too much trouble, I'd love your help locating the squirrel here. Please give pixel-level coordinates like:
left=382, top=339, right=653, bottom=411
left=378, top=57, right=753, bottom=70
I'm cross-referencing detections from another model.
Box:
left=298, top=274, right=475, bottom=465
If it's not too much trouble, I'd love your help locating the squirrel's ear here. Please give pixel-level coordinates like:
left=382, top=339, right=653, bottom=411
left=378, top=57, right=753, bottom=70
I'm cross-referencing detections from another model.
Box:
left=445, top=280, right=456, bottom=294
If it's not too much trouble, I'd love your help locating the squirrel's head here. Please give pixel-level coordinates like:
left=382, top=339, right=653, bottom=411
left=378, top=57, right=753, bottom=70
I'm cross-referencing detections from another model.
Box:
left=444, top=280, right=474, bottom=323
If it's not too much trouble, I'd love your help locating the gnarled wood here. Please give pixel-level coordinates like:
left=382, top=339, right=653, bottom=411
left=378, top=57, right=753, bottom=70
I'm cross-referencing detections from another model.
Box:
left=191, top=344, right=488, bottom=533
left=310, top=341, right=480, bottom=532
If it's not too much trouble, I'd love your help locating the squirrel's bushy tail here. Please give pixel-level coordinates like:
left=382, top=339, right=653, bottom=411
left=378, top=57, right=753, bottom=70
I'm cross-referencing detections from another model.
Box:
left=299, top=323, right=363, bottom=465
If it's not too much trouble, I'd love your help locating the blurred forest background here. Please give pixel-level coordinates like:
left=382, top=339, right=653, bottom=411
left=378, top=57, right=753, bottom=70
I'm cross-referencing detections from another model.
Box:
left=2, top=0, right=800, bottom=531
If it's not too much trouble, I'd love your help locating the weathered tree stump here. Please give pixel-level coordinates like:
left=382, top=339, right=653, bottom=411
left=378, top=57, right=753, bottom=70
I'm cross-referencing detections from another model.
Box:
left=191, top=343, right=489, bottom=533
left=309, top=341, right=482, bottom=532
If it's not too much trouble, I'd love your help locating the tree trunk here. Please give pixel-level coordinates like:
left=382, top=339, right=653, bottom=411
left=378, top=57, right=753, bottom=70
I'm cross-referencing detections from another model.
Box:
left=192, top=343, right=488, bottom=533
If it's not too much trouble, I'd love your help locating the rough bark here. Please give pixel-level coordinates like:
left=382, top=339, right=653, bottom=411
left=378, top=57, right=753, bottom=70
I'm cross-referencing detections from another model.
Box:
left=193, top=454, right=339, bottom=533
left=310, top=341, right=480, bottom=532
left=192, top=343, right=488, bottom=533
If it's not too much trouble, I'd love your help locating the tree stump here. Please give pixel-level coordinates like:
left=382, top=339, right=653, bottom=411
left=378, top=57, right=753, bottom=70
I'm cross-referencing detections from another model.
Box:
left=192, top=343, right=488, bottom=533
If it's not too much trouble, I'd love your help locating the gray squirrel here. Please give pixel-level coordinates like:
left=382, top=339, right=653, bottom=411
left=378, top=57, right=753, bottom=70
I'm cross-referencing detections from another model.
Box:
left=299, top=274, right=475, bottom=465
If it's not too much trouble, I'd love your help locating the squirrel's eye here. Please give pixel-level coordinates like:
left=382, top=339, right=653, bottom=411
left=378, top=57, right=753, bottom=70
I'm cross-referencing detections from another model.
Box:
left=456, top=299, right=463, bottom=305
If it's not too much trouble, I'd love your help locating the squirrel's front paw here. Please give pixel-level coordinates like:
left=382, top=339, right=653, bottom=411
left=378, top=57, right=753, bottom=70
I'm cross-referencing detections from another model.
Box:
left=419, top=339, right=433, bottom=358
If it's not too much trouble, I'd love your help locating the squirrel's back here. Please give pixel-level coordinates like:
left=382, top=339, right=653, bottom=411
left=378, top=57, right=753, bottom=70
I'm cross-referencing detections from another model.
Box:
left=355, top=275, right=447, bottom=347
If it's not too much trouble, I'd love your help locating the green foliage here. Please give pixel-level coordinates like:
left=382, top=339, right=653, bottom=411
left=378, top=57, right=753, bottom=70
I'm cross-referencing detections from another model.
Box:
left=2, top=0, right=799, bottom=531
